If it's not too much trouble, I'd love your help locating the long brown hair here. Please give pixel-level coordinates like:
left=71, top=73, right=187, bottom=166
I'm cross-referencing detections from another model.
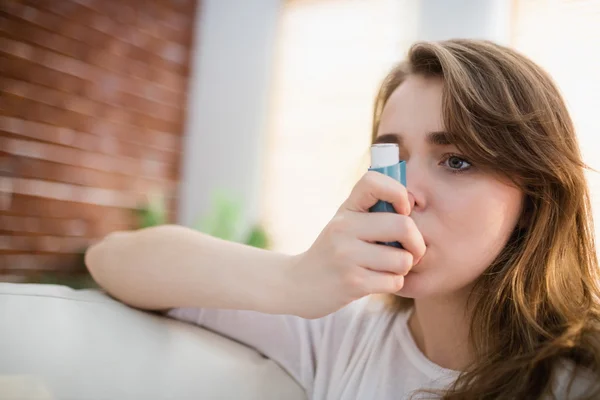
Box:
left=373, top=40, right=600, bottom=399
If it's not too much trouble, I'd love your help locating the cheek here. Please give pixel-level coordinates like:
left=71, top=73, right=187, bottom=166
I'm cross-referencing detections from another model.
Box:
left=426, top=181, right=523, bottom=287
left=441, top=182, right=522, bottom=269
left=398, top=177, right=523, bottom=299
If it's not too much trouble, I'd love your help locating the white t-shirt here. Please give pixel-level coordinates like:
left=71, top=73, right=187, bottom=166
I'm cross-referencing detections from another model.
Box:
left=167, top=297, right=593, bottom=399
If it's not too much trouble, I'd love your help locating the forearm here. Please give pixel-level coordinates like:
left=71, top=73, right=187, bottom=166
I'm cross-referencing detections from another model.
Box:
left=85, top=225, right=293, bottom=313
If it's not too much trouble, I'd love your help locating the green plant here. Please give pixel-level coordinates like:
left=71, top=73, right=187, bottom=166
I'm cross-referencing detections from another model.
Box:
left=194, top=189, right=270, bottom=249
left=135, top=189, right=270, bottom=250
left=245, top=225, right=270, bottom=249
left=135, top=192, right=167, bottom=229
left=28, top=248, right=99, bottom=289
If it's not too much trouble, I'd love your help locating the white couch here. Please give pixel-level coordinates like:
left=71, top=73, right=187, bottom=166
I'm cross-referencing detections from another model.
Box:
left=0, top=283, right=307, bottom=400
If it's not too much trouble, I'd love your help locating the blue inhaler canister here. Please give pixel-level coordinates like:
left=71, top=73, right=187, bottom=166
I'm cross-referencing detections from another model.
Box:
left=368, top=143, right=406, bottom=248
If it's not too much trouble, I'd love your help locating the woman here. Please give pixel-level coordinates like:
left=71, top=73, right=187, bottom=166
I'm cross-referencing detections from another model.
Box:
left=86, top=39, right=600, bottom=399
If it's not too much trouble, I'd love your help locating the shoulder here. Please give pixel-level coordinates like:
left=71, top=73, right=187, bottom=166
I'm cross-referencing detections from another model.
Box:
left=551, top=359, right=599, bottom=399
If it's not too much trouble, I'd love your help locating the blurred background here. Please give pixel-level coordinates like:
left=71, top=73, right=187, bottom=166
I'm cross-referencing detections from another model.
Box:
left=1, top=0, right=599, bottom=288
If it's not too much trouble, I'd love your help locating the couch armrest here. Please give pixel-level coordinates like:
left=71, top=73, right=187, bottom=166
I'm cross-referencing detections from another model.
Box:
left=0, top=283, right=307, bottom=400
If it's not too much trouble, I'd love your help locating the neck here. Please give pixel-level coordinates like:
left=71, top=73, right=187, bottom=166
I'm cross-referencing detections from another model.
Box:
left=408, top=292, right=474, bottom=371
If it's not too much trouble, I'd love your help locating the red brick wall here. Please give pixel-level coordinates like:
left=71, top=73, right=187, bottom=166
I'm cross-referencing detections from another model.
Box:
left=0, top=0, right=197, bottom=283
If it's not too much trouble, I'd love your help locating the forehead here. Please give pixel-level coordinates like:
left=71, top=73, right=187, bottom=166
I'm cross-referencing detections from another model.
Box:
left=376, top=75, right=445, bottom=139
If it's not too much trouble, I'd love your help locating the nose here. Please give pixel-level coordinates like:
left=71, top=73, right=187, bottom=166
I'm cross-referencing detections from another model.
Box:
left=405, top=160, right=425, bottom=211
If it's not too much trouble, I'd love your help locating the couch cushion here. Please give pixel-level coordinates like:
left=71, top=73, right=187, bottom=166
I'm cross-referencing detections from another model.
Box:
left=0, top=283, right=307, bottom=400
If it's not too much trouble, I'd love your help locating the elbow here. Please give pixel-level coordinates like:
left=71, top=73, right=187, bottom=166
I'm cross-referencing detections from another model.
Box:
left=84, top=240, right=105, bottom=282
left=85, top=240, right=110, bottom=290
left=85, top=231, right=132, bottom=289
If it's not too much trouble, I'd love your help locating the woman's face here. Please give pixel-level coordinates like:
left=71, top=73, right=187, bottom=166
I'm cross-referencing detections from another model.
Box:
left=375, top=75, right=524, bottom=299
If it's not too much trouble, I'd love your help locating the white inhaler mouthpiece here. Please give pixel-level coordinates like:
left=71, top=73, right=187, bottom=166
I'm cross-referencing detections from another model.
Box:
left=370, top=143, right=400, bottom=169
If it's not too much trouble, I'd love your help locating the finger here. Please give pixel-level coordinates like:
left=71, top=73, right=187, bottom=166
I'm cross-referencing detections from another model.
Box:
left=342, top=171, right=410, bottom=215
left=358, top=269, right=405, bottom=294
left=344, top=212, right=426, bottom=263
left=348, top=239, right=413, bottom=275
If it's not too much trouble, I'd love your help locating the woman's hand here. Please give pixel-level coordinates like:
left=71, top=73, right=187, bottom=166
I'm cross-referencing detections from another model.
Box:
left=285, top=171, right=426, bottom=319
left=85, top=172, right=424, bottom=317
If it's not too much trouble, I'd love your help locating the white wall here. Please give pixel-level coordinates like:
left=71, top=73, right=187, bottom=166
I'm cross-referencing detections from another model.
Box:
left=178, top=0, right=281, bottom=230
left=416, top=0, right=511, bottom=43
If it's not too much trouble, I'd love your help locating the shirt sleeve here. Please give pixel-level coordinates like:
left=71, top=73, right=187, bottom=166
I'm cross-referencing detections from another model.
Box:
left=166, top=307, right=327, bottom=393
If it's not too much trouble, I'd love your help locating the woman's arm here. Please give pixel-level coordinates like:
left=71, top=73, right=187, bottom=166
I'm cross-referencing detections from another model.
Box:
left=85, top=224, right=293, bottom=313
left=86, top=172, right=423, bottom=318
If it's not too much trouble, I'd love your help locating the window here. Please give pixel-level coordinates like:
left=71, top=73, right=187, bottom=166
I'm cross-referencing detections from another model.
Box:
left=262, top=0, right=413, bottom=253
left=512, top=0, right=600, bottom=248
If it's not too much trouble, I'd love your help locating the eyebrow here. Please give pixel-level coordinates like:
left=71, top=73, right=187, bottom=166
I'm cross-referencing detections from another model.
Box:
left=374, top=131, right=453, bottom=146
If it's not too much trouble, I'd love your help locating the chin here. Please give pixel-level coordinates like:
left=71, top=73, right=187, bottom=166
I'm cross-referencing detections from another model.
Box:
left=394, top=271, right=429, bottom=299
left=396, top=269, right=479, bottom=301
left=394, top=270, right=451, bottom=299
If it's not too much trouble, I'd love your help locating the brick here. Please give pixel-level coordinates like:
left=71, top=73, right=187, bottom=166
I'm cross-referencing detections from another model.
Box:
left=3, top=137, right=177, bottom=183
left=48, top=1, right=96, bottom=24
left=88, top=50, right=122, bottom=75
left=122, top=78, right=181, bottom=107
left=12, top=157, right=121, bottom=190
left=102, top=106, right=132, bottom=126
left=1, top=215, right=90, bottom=236
left=23, top=4, right=64, bottom=31
left=0, top=16, right=88, bottom=62
left=0, top=116, right=100, bottom=152
left=42, top=50, right=93, bottom=80
left=138, top=113, right=180, bottom=134
left=91, top=1, right=136, bottom=26
left=3, top=78, right=70, bottom=113
left=149, top=130, right=181, bottom=151
left=1, top=235, right=91, bottom=253
left=0, top=55, right=88, bottom=95
left=160, top=42, right=187, bottom=66
left=0, top=37, right=35, bottom=61
left=0, top=254, right=84, bottom=272
left=125, top=43, right=152, bottom=65
left=9, top=177, right=140, bottom=208
left=1, top=0, right=194, bottom=279
left=0, top=93, right=90, bottom=132
left=5, top=194, right=135, bottom=222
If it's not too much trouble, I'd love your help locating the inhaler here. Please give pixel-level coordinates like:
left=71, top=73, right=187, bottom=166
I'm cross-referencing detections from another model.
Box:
left=368, top=143, right=406, bottom=248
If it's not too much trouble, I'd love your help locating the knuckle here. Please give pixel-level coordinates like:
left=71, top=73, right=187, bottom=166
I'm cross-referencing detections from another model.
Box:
left=343, top=271, right=366, bottom=292
left=331, top=241, right=352, bottom=263
left=408, top=218, right=420, bottom=235
left=396, top=215, right=417, bottom=238
left=383, top=250, right=412, bottom=275
left=398, top=251, right=413, bottom=274
left=393, top=181, right=407, bottom=198
left=394, top=275, right=405, bottom=291
left=362, top=171, right=380, bottom=188
left=375, top=273, right=401, bottom=294
left=386, top=276, right=400, bottom=293
left=379, top=250, right=397, bottom=270
left=363, top=170, right=378, bottom=181
left=388, top=214, right=408, bottom=238
left=328, top=215, right=349, bottom=236
left=397, top=214, right=413, bottom=230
